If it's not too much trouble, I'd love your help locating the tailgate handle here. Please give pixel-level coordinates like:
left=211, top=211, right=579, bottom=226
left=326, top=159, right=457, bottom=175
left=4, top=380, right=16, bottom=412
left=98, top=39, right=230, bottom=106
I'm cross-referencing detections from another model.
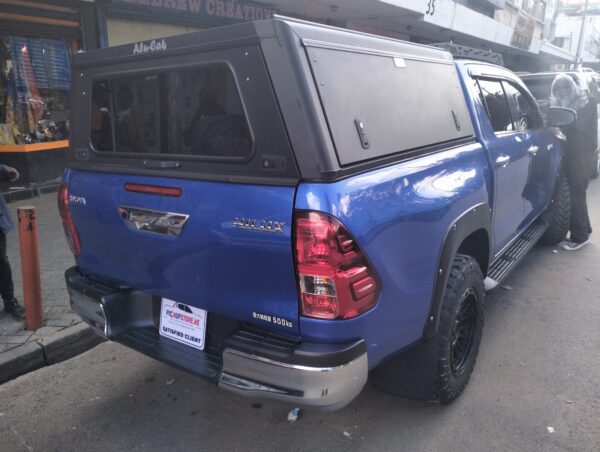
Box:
left=142, top=160, right=180, bottom=169
left=118, top=206, right=189, bottom=237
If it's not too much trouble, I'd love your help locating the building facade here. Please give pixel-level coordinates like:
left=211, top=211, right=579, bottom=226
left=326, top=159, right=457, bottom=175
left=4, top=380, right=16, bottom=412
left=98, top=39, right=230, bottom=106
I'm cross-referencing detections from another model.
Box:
left=83, top=0, right=578, bottom=71
left=3, top=0, right=598, bottom=187
left=553, top=1, right=600, bottom=70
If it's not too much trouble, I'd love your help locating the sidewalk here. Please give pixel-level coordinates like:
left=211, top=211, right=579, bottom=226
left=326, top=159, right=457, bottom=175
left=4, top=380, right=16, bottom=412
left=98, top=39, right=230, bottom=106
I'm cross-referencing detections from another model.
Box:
left=0, top=192, right=101, bottom=383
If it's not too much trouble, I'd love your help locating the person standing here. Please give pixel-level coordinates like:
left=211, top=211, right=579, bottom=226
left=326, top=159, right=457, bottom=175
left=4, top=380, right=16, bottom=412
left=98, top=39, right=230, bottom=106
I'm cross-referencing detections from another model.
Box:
left=551, top=74, right=596, bottom=251
left=0, top=164, right=25, bottom=318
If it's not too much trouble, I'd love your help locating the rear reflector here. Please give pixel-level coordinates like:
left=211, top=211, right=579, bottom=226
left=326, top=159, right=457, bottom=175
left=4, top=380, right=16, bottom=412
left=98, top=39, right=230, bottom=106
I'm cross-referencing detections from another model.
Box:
left=58, top=183, right=81, bottom=256
left=294, top=211, right=380, bottom=320
left=124, top=183, right=182, bottom=197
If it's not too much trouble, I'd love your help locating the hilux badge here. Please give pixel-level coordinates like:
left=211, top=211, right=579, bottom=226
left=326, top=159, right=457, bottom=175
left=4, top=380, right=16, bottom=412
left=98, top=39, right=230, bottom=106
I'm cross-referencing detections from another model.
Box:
left=233, top=217, right=285, bottom=233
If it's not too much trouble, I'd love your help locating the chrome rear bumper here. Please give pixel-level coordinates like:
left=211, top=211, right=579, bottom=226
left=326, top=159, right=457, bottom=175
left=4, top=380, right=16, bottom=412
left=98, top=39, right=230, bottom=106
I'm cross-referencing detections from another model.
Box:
left=69, top=290, right=109, bottom=337
left=66, top=266, right=368, bottom=410
left=219, top=348, right=368, bottom=410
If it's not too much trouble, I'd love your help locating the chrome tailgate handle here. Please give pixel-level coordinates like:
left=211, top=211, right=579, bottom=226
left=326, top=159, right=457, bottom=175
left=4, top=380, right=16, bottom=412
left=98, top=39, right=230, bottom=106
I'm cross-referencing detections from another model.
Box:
left=118, top=206, right=189, bottom=237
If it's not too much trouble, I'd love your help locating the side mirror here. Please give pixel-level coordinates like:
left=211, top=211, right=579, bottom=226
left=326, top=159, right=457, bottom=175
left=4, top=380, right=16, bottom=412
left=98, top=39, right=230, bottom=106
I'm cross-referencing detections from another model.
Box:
left=547, top=107, right=577, bottom=127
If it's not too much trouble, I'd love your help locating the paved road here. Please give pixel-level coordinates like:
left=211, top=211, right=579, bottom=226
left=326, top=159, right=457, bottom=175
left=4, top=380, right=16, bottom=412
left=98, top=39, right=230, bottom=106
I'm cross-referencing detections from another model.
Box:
left=1, top=182, right=599, bottom=452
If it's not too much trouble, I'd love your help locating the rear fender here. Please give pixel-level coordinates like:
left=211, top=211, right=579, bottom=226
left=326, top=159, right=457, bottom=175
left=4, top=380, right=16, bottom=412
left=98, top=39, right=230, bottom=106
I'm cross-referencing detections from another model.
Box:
left=372, top=203, right=491, bottom=400
left=424, top=202, right=491, bottom=340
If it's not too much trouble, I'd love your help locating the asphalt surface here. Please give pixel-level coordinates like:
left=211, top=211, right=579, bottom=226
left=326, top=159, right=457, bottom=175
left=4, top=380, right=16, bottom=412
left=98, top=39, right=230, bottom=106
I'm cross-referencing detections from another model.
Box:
left=1, top=182, right=599, bottom=452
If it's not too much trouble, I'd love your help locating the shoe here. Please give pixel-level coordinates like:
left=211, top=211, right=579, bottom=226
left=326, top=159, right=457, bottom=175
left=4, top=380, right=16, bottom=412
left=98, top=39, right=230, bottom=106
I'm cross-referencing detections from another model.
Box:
left=561, top=238, right=589, bottom=251
left=4, top=299, right=25, bottom=319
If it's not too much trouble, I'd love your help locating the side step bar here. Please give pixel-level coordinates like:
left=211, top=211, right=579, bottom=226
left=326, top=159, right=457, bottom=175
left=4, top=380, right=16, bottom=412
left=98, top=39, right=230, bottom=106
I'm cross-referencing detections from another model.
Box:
left=485, top=219, right=548, bottom=291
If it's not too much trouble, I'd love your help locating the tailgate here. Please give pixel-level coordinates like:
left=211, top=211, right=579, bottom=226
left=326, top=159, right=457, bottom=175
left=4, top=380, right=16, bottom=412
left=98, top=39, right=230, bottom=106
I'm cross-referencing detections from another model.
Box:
left=67, top=33, right=304, bottom=335
left=68, top=170, right=300, bottom=335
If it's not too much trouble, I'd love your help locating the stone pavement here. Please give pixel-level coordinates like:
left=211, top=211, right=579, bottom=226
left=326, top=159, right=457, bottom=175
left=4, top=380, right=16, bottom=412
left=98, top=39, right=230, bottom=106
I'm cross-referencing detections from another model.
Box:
left=0, top=192, right=100, bottom=382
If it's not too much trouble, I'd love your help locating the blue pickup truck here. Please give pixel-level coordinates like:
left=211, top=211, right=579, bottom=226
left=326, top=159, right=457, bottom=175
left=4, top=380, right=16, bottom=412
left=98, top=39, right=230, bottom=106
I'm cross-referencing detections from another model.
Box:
left=61, top=18, right=576, bottom=409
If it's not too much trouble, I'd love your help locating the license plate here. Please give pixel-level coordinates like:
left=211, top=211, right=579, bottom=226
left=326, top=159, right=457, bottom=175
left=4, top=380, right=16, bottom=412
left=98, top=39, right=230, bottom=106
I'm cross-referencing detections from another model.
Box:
left=159, top=298, right=207, bottom=351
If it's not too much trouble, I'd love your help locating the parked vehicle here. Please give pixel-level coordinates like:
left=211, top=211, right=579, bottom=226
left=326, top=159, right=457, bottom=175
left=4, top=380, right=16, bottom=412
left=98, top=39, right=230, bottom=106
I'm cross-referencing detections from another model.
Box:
left=62, top=17, right=575, bottom=410
left=521, top=70, right=600, bottom=178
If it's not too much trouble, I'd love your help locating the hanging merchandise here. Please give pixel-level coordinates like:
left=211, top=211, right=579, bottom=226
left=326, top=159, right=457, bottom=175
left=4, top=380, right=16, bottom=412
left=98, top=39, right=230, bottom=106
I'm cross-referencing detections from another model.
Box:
left=1, top=36, right=71, bottom=144
left=0, top=124, right=13, bottom=145
left=26, top=38, right=71, bottom=91
left=10, top=37, right=44, bottom=132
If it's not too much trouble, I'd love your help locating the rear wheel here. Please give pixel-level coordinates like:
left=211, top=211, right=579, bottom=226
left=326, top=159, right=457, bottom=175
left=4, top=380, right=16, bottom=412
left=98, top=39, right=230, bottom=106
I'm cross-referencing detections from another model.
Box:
left=434, top=254, right=484, bottom=405
left=540, top=173, right=571, bottom=245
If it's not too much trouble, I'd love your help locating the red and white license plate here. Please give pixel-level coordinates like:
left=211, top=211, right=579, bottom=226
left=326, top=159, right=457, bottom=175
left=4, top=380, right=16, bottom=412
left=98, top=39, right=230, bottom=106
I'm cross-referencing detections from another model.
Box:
left=159, top=298, right=207, bottom=350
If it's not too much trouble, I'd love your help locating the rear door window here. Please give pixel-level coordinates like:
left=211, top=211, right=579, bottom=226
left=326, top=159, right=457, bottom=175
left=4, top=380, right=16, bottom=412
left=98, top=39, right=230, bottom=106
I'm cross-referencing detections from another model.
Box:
left=91, top=63, right=252, bottom=160
left=476, top=79, right=514, bottom=133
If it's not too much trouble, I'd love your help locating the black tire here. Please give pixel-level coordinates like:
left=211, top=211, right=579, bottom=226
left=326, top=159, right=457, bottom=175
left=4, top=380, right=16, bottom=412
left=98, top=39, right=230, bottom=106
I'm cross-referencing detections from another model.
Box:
left=434, top=254, right=484, bottom=405
left=592, top=151, right=600, bottom=179
left=540, top=173, right=571, bottom=245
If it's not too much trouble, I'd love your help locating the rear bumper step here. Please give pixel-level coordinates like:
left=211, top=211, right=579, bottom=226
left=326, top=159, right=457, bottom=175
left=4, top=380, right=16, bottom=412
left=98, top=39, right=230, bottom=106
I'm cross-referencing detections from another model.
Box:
left=118, top=326, right=222, bottom=380
left=65, top=267, right=223, bottom=381
left=65, top=267, right=368, bottom=410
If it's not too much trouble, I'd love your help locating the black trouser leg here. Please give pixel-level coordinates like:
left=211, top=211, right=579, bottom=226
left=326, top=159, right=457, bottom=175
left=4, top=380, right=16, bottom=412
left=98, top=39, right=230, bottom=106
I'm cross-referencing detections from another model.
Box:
left=0, top=229, right=15, bottom=306
left=565, top=149, right=592, bottom=242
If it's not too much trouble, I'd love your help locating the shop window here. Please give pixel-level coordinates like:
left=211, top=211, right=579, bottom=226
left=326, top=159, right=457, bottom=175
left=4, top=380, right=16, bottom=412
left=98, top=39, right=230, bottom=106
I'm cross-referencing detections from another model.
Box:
left=91, top=64, right=252, bottom=159
left=0, top=36, right=71, bottom=145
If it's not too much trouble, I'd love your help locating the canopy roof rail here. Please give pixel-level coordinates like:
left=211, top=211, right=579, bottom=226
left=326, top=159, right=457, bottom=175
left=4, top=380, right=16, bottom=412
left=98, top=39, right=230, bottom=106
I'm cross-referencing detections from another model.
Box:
left=431, top=42, right=504, bottom=66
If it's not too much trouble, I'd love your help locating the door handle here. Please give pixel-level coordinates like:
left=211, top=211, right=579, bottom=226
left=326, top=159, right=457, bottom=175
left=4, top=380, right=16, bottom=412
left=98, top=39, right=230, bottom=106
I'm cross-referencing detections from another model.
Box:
left=528, top=145, right=539, bottom=155
left=495, top=155, right=511, bottom=167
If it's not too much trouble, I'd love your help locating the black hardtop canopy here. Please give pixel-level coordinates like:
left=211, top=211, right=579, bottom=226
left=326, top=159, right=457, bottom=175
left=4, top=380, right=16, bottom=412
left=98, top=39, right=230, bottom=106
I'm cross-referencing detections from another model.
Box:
left=72, top=16, right=454, bottom=69
left=70, top=16, right=466, bottom=183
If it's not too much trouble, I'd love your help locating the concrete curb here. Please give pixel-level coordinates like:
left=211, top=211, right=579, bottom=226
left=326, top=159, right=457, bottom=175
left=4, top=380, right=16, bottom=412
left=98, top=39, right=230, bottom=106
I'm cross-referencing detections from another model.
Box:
left=0, top=341, right=45, bottom=384
left=37, top=322, right=105, bottom=365
left=0, top=322, right=104, bottom=384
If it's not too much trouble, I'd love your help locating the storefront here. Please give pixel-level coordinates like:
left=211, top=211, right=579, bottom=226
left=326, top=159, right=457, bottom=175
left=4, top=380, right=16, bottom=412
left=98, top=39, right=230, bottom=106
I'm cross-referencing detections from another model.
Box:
left=0, top=0, right=96, bottom=187
left=96, top=0, right=279, bottom=47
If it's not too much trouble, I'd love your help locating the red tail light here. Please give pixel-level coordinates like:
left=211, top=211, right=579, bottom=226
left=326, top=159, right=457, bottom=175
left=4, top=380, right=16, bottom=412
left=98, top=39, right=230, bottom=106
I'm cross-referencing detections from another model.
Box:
left=58, top=183, right=81, bottom=256
left=294, top=211, right=379, bottom=320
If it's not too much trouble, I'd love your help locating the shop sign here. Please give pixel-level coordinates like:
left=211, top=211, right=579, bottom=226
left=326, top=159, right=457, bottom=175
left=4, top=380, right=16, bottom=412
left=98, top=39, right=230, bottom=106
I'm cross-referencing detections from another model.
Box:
left=115, top=0, right=278, bottom=22
left=511, top=13, right=535, bottom=50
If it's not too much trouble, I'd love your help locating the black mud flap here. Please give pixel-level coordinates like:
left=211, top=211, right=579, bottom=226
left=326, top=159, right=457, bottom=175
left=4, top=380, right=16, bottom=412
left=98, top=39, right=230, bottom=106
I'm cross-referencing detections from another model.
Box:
left=371, top=338, right=439, bottom=401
